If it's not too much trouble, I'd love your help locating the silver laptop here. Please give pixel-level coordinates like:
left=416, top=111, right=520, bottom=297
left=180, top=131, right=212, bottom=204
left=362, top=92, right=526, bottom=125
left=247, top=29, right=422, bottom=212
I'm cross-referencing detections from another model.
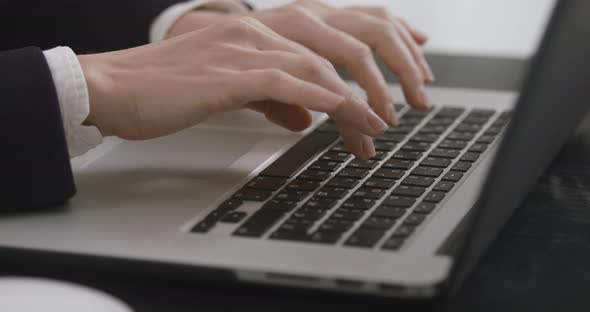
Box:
left=1, top=0, right=588, bottom=299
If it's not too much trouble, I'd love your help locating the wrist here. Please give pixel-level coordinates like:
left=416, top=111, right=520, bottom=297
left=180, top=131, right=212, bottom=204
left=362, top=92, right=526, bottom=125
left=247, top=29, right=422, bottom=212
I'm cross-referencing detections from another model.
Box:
left=78, top=53, right=117, bottom=137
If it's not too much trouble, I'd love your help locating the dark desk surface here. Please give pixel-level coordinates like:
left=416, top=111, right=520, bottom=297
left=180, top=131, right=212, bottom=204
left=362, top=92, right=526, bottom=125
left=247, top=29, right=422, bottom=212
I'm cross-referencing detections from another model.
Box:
left=3, top=54, right=590, bottom=312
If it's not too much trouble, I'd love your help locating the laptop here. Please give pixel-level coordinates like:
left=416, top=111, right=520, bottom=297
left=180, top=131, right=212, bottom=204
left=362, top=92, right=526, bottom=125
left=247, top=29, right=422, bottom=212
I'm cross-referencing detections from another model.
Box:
left=0, top=0, right=588, bottom=300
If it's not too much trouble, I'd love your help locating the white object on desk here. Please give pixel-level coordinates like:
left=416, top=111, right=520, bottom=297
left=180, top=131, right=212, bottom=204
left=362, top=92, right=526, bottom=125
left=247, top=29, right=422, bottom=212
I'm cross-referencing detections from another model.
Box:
left=0, top=277, right=132, bottom=312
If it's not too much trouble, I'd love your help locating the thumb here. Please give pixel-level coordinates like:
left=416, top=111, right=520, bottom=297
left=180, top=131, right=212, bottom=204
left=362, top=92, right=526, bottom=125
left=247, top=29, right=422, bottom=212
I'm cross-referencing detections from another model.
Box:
left=248, top=101, right=313, bottom=132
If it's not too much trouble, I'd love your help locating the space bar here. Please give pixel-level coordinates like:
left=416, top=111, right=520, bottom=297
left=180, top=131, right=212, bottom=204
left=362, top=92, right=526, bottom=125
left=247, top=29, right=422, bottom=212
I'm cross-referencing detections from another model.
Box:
left=259, top=131, right=339, bottom=178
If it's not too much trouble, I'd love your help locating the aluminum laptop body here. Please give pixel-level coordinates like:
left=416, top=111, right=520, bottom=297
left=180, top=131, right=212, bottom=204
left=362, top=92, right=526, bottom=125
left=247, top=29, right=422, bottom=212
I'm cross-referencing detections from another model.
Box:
left=0, top=0, right=588, bottom=299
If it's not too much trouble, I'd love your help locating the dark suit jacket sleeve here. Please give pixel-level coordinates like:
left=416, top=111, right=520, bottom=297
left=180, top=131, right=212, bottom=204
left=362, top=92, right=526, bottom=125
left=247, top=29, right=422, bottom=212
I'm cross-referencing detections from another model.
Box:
left=1, top=47, right=76, bottom=211
left=0, top=0, right=187, bottom=53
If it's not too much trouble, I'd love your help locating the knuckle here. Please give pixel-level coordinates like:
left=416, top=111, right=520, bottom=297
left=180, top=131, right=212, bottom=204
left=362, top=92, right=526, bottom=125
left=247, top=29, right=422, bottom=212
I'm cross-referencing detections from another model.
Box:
left=297, top=55, right=323, bottom=77
left=224, top=17, right=259, bottom=38
left=372, top=6, right=392, bottom=19
left=263, top=69, right=286, bottom=88
left=350, top=44, right=372, bottom=62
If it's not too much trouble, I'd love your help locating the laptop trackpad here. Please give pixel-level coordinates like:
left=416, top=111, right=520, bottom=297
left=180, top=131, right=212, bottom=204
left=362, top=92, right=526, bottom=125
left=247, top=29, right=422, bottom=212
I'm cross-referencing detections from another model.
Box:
left=71, top=125, right=272, bottom=217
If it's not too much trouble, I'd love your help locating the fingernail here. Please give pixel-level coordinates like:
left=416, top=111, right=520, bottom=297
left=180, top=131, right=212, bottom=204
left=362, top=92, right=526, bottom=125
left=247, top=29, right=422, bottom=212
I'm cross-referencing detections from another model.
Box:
left=362, top=138, right=376, bottom=159
left=387, top=103, right=398, bottom=127
left=366, top=111, right=388, bottom=134
left=417, top=86, right=430, bottom=109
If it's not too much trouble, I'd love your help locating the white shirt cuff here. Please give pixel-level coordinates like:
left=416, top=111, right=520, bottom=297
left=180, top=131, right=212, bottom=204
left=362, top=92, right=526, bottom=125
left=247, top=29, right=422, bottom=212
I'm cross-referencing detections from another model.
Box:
left=150, top=0, right=249, bottom=43
left=43, top=46, right=103, bottom=158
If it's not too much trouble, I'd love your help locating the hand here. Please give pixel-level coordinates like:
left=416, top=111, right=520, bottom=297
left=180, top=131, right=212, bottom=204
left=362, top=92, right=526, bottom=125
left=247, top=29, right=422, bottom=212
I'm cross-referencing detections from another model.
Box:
left=168, top=0, right=434, bottom=158
left=79, top=17, right=389, bottom=158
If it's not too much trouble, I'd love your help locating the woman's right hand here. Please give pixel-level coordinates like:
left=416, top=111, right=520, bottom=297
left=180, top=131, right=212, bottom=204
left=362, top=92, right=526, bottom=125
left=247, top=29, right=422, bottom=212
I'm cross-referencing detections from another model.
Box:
left=79, top=17, right=389, bottom=159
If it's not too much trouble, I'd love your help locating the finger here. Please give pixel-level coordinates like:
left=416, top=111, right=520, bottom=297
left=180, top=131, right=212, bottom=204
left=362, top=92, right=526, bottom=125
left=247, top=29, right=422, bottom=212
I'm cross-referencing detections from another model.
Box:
left=232, top=49, right=389, bottom=137
left=392, top=19, right=434, bottom=83
left=265, top=7, right=396, bottom=126
left=346, top=6, right=428, bottom=45
left=248, top=100, right=313, bottom=132
left=327, top=11, right=429, bottom=110
left=343, top=7, right=433, bottom=82
left=232, top=68, right=345, bottom=114
left=397, top=17, right=428, bottom=45
left=337, top=121, right=375, bottom=160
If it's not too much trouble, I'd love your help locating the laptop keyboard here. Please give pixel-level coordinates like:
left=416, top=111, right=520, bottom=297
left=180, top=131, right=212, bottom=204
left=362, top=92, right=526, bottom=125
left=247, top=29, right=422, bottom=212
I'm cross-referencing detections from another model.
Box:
left=191, top=104, right=511, bottom=251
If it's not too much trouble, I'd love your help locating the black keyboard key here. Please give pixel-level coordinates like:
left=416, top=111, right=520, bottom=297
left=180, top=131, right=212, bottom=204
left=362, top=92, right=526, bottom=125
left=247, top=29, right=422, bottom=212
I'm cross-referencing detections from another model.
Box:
left=430, top=148, right=460, bottom=159
left=345, top=229, right=387, bottom=248
left=455, top=123, right=483, bottom=133
left=373, top=206, right=407, bottom=218
left=362, top=216, right=397, bottom=230
left=338, top=168, right=369, bottom=179
left=437, top=107, right=465, bottom=117
left=352, top=188, right=387, bottom=200
left=476, top=135, right=496, bottom=144
left=403, top=213, right=426, bottom=226
left=469, top=143, right=488, bottom=153
left=234, top=189, right=272, bottom=201
left=401, top=175, right=435, bottom=187
left=260, top=132, right=338, bottom=178
left=382, top=159, right=414, bottom=170
left=442, top=171, right=464, bottom=182
left=303, top=197, right=338, bottom=210
left=217, top=198, right=243, bottom=212
left=319, top=219, right=354, bottom=233
left=414, top=202, right=436, bottom=214
left=192, top=208, right=230, bottom=233
left=411, top=166, right=443, bottom=178
left=381, top=237, right=405, bottom=250
left=463, top=116, right=490, bottom=125
left=428, top=117, right=456, bottom=127
left=438, top=140, right=468, bottom=150
left=411, top=133, right=440, bottom=143
left=221, top=211, right=248, bottom=223
left=370, top=151, right=388, bottom=161
left=330, top=142, right=348, bottom=153
left=379, top=133, right=407, bottom=142
left=394, top=103, right=407, bottom=111
left=331, top=209, right=365, bottom=221
left=309, top=231, right=342, bottom=244
left=485, top=126, right=503, bottom=135
left=275, top=191, right=309, bottom=202
left=262, top=200, right=297, bottom=211
left=447, top=132, right=475, bottom=141
left=421, top=157, right=452, bottom=168
left=433, top=181, right=455, bottom=192
left=246, top=176, right=286, bottom=191
left=470, top=109, right=495, bottom=117
left=233, top=210, right=285, bottom=237
left=385, top=125, right=414, bottom=134
left=315, top=187, right=349, bottom=199
left=392, top=225, right=415, bottom=238
left=308, top=161, right=341, bottom=172
left=419, top=126, right=447, bottom=134
left=460, top=152, right=480, bottom=162
left=320, top=151, right=351, bottom=162
left=402, top=142, right=431, bottom=152
left=391, top=185, right=426, bottom=197
left=281, top=218, right=314, bottom=230
left=393, top=151, right=423, bottom=161
left=363, top=178, right=396, bottom=189
left=286, top=180, right=320, bottom=192
left=423, top=191, right=446, bottom=203
left=403, top=110, right=430, bottom=118
left=372, top=168, right=405, bottom=180
left=292, top=209, right=326, bottom=221
left=298, top=169, right=331, bottom=181
left=373, top=141, right=398, bottom=151
left=382, top=195, right=416, bottom=208
left=326, top=177, right=359, bottom=189
left=347, top=159, right=379, bottom=170
left=452, top=161, right=472, bottom=172
left=341, top=198, right=376, bottom=210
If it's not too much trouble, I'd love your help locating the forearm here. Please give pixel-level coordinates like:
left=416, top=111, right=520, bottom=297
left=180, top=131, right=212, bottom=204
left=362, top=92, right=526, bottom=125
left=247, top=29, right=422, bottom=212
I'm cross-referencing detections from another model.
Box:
left=0, top=47, right=76, bottom=211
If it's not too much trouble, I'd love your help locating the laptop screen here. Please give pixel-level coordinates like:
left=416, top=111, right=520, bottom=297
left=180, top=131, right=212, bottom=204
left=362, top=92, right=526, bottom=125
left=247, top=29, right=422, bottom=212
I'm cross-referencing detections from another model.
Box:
left=449, top=0, right=590, bottom=293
